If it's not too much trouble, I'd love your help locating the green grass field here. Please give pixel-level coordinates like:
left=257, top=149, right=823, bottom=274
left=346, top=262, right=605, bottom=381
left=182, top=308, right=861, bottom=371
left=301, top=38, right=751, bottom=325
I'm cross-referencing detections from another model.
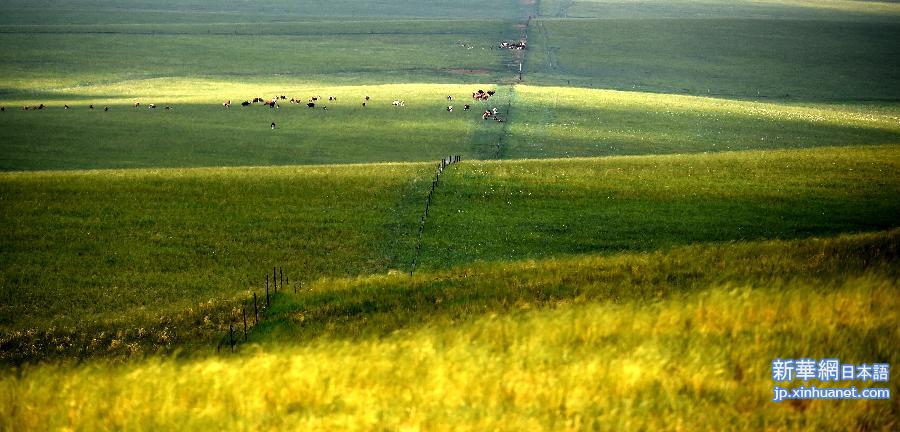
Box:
left=1, top=0, right=898, bottom=429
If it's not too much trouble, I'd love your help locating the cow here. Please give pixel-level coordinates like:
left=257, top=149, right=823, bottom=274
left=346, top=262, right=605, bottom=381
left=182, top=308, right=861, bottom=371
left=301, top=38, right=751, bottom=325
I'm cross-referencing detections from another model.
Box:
left=365, top=96, right=370, bottom=101
left=0, top=107, right=4, bottom=112
left=279, top=95, right=286, bottom=100
left=64, top=105, right=70, bottom=110
left=22, top=106, right=30, bottom=111
left=148, top=104, right=156, bottom=109
left=37, top=104, right=45, bottom=110
left=328, top=96, right=335, bottom=101
left=446, top=106, right=453, bottom=112
left=487, top=90, right=496, bottom=96
left=89, top=104, right=94, bottom=110
left=392, top=100, right=405, bottom=107
left=447, top=95, right=452, bottom=101
left=464, top=104, right=470, bottom=110
left=323, top=106, right=327, bottom=111
left=165, top=106, right=172, bottom=110
left=309, top=97, right=318, bottom=102
left=271, top=122, right=276, bottom=129
left=223, top=100, right=231, bottom=108
left=104, top=106, right=109, bottom=112
left=252, top=97, right=263, bottom=103
left=492, top=107, right=499, bottom=116
left=307, top=102, right=315, bottom=108
left=482, top=110, right=492, bottom=120
left=133, top=102, right=141, bottom=108
left=241, top=101, right=251, bottom=107
left=362, top=102, right=366, bottom=107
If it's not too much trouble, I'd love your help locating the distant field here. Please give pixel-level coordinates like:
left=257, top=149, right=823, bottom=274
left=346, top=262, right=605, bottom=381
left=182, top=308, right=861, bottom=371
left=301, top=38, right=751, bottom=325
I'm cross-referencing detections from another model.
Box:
left=503, top=85, right=900, bottom=159
left=2, top=231, right=896, bottom=430
left=0, top=83, right=512, bottom=170
left=0, top=0, right=528, bottom=25
left=0, top=20, right=520, bottom=92
left=526, top=18, right=900, bottom=99
left=419, top=145, right=900, bottom=268
left=538, top=0, right=900, bottom=19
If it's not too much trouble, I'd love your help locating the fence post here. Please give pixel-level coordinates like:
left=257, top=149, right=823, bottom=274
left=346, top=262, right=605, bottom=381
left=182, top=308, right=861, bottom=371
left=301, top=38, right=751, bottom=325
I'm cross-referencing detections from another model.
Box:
left=242, top=306, right=248, bottom=340
left=253, top=292, right=259, bottom=325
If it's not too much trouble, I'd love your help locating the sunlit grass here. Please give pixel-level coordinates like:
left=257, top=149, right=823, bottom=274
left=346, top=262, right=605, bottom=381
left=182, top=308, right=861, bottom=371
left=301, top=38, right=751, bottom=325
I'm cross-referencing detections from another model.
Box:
left=2, top=231, right=896, bottom=431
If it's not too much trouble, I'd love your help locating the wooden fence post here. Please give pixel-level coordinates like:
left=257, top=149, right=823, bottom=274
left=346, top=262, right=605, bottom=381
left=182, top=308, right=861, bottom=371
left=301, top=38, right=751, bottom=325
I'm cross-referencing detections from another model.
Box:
left=253, top=292, right=259, bottom=325
left=229, top=322, right=234, bottom=353
left=242, top=307, right=248, bottom=340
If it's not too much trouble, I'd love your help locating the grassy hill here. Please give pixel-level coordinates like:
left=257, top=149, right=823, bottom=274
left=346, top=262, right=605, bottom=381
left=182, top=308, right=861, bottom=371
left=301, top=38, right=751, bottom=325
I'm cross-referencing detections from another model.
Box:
left=1, top=230, right=896, bottom=430
left=0, top=0, right=898, bottom=430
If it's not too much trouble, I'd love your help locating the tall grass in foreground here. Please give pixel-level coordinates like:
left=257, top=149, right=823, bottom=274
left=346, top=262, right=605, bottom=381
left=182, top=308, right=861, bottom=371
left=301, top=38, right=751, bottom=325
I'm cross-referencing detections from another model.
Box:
left=1, top=231, right=896, bottom=431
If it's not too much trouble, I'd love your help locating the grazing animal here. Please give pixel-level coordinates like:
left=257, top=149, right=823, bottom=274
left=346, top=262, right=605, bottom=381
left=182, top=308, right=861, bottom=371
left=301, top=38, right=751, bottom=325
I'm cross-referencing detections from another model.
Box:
left=446, top=106, right=453, bottom=112
left=392, top=100, right=405, bottom=107
left=447, top=95, right=452, bottom=100
left=241, top=101, right=251, bottom=107
left=104, top=106, right=109, bottom=112
left=164, top=106, right=172, bottom=110
left=365, top=96, right=370, bottom=101
left=223, top=100, right=231, bottom=108
left=89, top=104, right=94, bottom=110
left=252, top=97, right=263, bottom=103
left=37, top=104, right=45, bottom=110
left=64, top=105, right=70, bottom=110
left=464, top=104, right=470, bottom=110
left=307, top=102, right=315, bottom=108
left=1, top=107, right=5, bottom=112
left=323, top=106, right=327, bottom=111
left=133, top=102, right=141, bottom=108
left=492, top=107, right=499, bottom=115
left=482, top=110, right=492, bottom=120
left=271, top=122, right=276, bottom=129
left=362, top=102, right=366, bottom=107
left=23, top=106, right=29, bottom=111
left=148, top=104, right=156, bottom=109
left=328, top=96, right=334, bottom=101
left=279, top=95, right=286, bottom=100
left=310, top=97, right=318, bottom=102
left=487, top=90, right=495, bottom=96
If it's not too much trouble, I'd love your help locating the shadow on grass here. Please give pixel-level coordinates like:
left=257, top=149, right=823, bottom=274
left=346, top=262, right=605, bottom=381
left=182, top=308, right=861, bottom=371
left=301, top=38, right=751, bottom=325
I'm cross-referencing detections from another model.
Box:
left=248, top=230, right=898, bottom=346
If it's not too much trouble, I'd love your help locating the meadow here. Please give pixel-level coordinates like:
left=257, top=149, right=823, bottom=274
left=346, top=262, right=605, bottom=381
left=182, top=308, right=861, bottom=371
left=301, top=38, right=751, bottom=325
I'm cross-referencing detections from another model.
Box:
left=0, top=0, right=898, bottom=429
left=1, top=231, right=896, bottom=430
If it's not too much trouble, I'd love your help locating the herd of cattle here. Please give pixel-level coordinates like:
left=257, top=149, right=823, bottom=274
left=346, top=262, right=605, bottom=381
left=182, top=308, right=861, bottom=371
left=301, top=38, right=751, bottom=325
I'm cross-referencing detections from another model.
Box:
left=2, top=88, right=504, bottom=123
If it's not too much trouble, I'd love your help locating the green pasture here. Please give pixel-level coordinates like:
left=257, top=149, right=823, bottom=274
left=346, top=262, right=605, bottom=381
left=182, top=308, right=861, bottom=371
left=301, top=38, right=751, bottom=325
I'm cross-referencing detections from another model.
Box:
left=0, top=0, right=528, bottom=25
left=526, top=18, right=900, bottom=99
left=0, top=162, right=434, bottom=334
left=2, top=231, right=896, bottom=430
left=503, top=85, right=900, bottom=159
left=0, top=83, right=512, bottom=170
left=0, top=20, right=519, bottom=92
left=538, top=0, right=900, bottom=19
left=419, top=145, right=900, bottom=268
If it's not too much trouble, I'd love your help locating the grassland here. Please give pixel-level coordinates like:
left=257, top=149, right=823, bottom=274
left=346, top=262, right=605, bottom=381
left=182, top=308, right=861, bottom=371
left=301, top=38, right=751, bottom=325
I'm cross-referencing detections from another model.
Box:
left=1, top=231, right=896, bottom=430
left=526, top=18, right=900, bottom=99
left=503, top=85, right=900, bottom=159
left=0, top=83, right=513, bottom=170
left=0, top=0, right=898, bottom=429
left=0, top=163, right=434, bottom=331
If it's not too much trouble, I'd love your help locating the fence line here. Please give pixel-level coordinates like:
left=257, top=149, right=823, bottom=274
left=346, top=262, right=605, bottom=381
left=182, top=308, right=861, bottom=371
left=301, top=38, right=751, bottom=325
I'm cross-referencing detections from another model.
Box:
left=411, top=155, right=461, bottom=273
